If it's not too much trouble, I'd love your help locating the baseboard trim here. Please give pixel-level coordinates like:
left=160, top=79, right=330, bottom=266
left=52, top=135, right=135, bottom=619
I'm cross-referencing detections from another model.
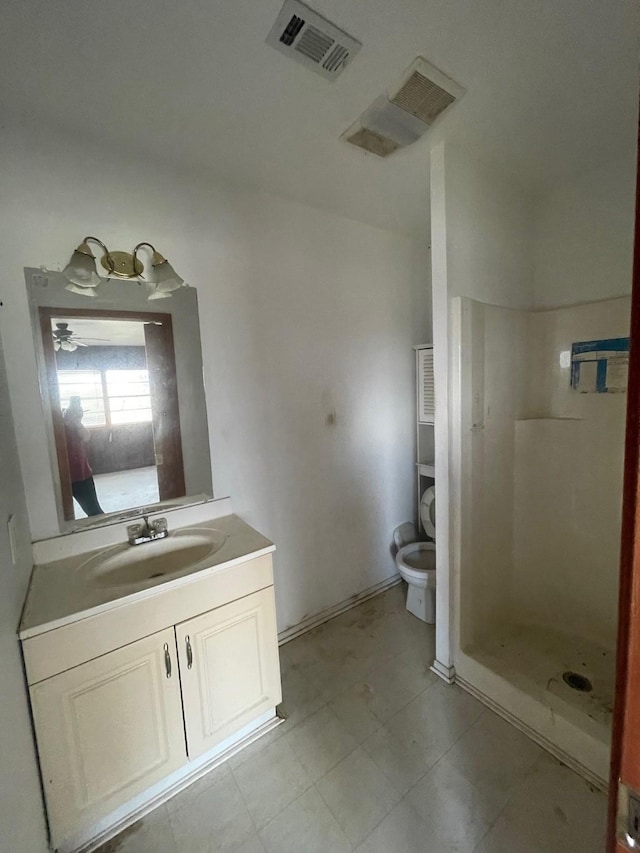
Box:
left=431, top=659, right=456, bottom=684
left=455, top=673, right=608, bottom=792
left=278, top=574, right=403, bottom=645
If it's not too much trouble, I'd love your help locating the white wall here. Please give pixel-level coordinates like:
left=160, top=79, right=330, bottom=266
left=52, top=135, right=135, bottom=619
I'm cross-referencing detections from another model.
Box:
left=0, top=334, right=48, bottom=853
left=445, top=145, right=535, bottom=309
left=534, top=151, right=636, bottom=307
left=0, top=118, right=430, bottom=635
left=459, top=299, right=528, bottom=649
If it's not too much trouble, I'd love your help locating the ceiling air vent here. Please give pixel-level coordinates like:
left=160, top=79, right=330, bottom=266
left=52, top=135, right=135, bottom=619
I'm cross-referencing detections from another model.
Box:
left=342, top=57, right=465, bottom=158
left=390, top=60, right=462, bottom=124
left=345, top=127, right=400, bottom=159
left=266, top=0, right=361, bottom=81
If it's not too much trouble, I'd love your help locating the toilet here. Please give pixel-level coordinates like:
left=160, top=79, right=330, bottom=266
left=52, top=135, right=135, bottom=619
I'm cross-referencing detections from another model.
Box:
left=394, top=485, right=436, bottom=623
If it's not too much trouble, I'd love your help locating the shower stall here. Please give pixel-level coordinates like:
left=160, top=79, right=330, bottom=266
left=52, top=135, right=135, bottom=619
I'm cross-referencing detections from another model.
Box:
left=452, top=294, right=629, bottom=787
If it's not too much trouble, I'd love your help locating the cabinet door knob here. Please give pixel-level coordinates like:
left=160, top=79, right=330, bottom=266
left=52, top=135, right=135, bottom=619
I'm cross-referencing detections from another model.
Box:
left=163, top=643, right=172, bottom=679
left=186, top=635, right=193, bottom=670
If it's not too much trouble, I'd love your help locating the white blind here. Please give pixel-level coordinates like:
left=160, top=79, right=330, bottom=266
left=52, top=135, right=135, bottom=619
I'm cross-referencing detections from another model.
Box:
left=418, top=347, right=435, bottom=423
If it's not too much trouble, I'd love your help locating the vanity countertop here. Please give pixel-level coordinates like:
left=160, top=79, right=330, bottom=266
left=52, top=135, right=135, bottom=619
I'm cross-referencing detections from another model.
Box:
left=19, top=514, right=274, bottom=640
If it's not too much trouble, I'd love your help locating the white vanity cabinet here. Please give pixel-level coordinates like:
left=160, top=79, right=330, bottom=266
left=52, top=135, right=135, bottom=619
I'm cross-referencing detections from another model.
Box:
left=21, top=547, right=281, bottom=853
left=30, top=628, right=187, bottom=845
left=177, top=587, right=281, bottom=760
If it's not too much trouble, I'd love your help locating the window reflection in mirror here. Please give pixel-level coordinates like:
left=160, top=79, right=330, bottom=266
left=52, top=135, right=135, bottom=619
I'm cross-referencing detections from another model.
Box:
left=40, top=308, right=186, bottom=522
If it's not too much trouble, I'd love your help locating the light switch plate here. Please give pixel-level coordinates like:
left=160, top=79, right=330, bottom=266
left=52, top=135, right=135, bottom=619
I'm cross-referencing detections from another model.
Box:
left=7, top=514, right=18, bottom=566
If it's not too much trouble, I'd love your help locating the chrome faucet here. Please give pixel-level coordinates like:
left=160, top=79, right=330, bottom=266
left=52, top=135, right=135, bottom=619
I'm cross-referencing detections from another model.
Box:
left=126, top=515, right=169, bottom=546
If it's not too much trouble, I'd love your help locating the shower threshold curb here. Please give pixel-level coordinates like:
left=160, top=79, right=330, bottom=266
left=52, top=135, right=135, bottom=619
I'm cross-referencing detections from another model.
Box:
left=455, top=671, right=608, bottom=792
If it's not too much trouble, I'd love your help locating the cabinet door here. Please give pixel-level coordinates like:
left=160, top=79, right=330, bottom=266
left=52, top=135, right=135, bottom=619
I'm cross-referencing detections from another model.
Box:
left=177, top=587, right=282, bottom=759
left=30, top=628, right=186, bottom=847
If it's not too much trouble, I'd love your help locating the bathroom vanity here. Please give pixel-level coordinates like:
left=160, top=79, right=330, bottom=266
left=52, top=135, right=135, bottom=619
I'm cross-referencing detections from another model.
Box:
left=13, top=264, right=284, bottom=850
left=19, top=506, right=282, bottom=853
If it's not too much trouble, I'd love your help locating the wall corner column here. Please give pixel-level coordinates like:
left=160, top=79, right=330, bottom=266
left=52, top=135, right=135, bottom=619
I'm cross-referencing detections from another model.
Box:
left=429, top=141, right=455, bottom=682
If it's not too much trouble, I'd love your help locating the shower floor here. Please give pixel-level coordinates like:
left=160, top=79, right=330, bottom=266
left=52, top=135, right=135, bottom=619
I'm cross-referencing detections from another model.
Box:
left=469, top=622, right=615, bottom=748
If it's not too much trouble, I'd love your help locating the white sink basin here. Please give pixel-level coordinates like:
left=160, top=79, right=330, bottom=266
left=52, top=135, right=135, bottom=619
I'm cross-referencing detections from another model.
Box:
left=79, top=528, right=227, bottom=588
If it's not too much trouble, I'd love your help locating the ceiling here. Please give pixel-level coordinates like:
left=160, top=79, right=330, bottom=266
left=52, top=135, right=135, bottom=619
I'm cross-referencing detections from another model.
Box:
left=1, top=0, right=638, bottom=235
left=52, top=318, right=146, bottom=348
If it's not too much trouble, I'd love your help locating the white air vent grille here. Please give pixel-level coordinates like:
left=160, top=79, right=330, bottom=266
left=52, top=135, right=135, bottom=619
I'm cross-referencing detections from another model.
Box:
left=392, top=71, right=456, bottom=124
left=266, top=0, right=361, bottom=81
left=295, top=26, right=334, bottom=62
left=418, top=347, right=435, bottom=423
left=324, top=44, right=349, bottom=72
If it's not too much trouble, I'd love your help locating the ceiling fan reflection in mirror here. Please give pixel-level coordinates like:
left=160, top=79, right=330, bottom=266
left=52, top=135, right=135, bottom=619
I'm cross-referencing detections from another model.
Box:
left=52, top=322, right=107, bottom=352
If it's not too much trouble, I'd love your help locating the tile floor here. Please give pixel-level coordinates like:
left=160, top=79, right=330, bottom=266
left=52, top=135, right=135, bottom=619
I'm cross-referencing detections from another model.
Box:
left=74, top=466, right=159, bottom=519
left=97, top=584, right=608, bottom=853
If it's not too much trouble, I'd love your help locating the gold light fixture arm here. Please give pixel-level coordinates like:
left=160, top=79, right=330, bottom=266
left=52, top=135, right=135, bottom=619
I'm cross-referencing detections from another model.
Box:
left=133, top=242, right=168, bottom=275
left=132, top=242, right=156, bottom=278
left=82, top=236, right=115, bottom=273
left=132, top=241, right=157, bottom=258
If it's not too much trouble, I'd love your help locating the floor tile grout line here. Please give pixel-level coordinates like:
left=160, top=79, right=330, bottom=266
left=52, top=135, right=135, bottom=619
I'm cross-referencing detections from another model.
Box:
left=401, top=705, right=549, bottom=852
left=369, top=676, right=440, bottom=729
left=253, top=785, right=313, bottom=842
left=229, top=763, right=261, bottom=839
left=285, top=717, right=361, bottom=784
left=468, top=742, right=554, bottom=848
left=312, top=771, right=394, bottom=853
left=308, top=781, right=359, bottom=852
left=391, top=692, right=488, bottom=823
left=228, top=758, right=272, bottom=838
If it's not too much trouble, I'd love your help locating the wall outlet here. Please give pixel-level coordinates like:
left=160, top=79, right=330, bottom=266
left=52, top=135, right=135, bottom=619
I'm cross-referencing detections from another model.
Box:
left=7, top=514, right=18, bottom=566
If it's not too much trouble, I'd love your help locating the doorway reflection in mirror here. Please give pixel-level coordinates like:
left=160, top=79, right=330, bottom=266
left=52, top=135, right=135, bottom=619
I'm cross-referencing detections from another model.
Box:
left=43, top=311, right=185, bottom=521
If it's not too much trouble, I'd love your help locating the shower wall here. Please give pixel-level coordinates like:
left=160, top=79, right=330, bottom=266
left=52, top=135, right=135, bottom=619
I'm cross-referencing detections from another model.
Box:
left=460, top=296, right=629, bottom=651
left=459, top=298, right=527, bottom=648
left=513, top=297, right=629, bottom=647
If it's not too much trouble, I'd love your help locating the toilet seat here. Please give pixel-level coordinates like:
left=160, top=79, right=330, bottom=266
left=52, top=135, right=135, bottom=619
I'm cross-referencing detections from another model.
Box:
left=420, top=486, right=436, bottom=540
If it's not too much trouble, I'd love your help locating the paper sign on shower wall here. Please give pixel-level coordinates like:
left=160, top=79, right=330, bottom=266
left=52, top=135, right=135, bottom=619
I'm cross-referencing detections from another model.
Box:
left=570, top=337, right=629, bottom=394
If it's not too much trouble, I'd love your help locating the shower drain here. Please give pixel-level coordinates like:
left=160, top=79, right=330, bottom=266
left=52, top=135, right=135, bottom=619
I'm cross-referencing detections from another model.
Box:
left=562, top=671, right=593, bottom=693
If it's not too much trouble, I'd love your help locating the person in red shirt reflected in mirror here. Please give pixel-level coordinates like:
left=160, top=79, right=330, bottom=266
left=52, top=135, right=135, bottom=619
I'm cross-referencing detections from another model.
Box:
left=63, top=396, right=104, bottom=517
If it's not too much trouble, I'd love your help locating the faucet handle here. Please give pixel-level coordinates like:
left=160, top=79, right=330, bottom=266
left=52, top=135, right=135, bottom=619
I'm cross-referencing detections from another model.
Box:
left=151, top=517, right=168, bottom=534
left=127, top=521, right=145, bottom=542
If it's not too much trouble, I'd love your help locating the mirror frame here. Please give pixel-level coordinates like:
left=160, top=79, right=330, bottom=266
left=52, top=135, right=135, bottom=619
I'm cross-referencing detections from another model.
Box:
left=26, top=268, right=213, bottom=535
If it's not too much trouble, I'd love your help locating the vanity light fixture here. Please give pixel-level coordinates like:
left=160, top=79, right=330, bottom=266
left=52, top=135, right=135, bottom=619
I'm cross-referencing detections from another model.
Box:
left=62, top=236, right=185, bottom=300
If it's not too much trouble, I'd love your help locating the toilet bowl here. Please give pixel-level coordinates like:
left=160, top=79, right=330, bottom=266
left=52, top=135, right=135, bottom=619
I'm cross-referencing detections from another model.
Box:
left=395, top=542, right=436, bottom=622
left=394, top=486, right=436, bottom=623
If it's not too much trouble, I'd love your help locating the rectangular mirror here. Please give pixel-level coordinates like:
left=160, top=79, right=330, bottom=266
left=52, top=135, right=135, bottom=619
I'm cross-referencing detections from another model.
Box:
left=26, top=268, right=213, bottom=531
